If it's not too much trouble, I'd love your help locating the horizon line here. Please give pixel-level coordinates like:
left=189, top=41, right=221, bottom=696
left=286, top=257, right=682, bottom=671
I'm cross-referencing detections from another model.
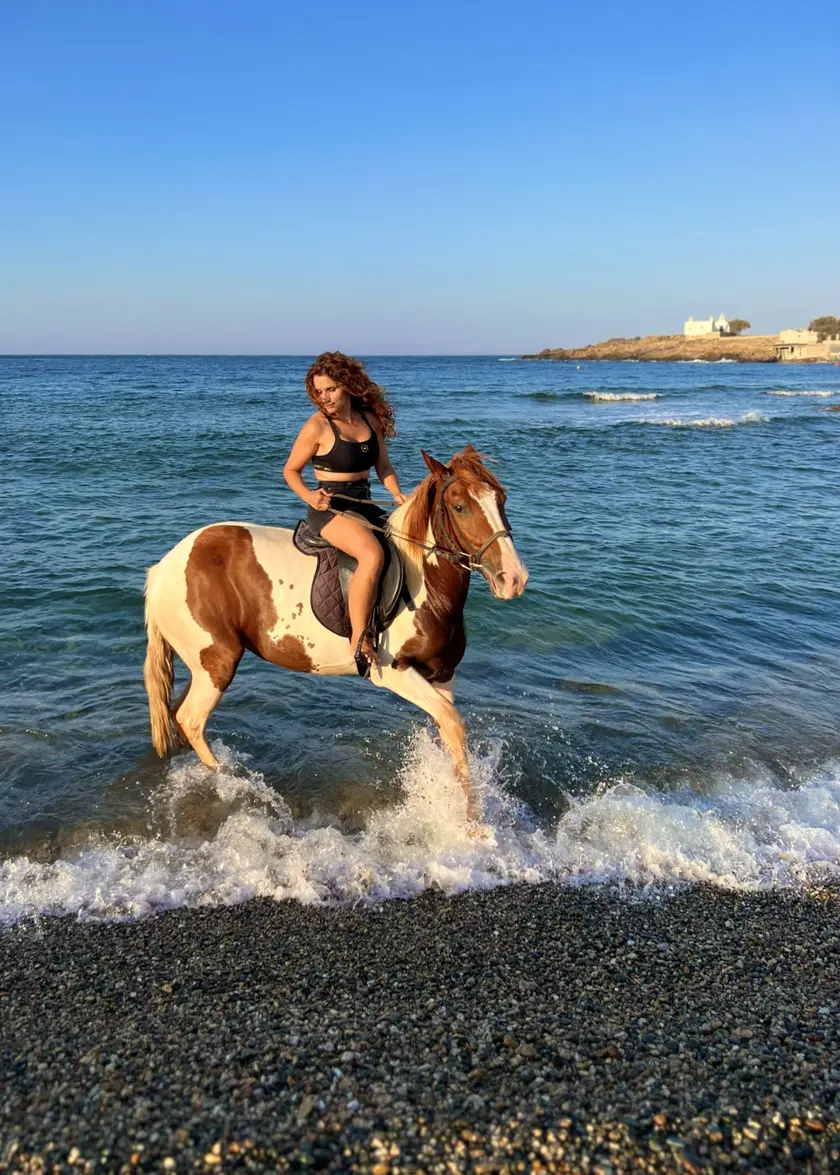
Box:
left=0, top=352, right=521, bottom=359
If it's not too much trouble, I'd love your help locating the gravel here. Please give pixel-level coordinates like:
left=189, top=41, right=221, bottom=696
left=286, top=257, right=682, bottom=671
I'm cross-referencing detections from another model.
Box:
left=1, top=884, right=839, bottom=1172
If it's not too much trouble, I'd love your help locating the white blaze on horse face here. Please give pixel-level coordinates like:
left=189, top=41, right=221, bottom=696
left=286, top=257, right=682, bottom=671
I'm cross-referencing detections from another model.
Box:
left=473, top=488, right=528, bottom=599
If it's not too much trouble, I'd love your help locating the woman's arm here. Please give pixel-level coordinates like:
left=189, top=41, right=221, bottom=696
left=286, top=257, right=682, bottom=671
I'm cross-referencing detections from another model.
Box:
left=283, top=417, right=332, bottom=509
left=373, top=426, right=407, bottom=505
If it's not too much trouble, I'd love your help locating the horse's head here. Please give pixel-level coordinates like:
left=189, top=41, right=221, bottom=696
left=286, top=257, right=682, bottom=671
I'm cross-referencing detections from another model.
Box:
left=417, top=445, right=529, bottom=599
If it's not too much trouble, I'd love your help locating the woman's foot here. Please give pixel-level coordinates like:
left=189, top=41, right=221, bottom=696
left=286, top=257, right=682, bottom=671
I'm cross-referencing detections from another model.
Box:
left=353, top=629, right=379, bottom=678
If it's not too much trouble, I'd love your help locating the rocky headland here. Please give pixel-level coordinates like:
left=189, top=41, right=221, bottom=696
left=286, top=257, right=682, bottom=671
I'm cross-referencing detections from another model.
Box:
left=523, top=334, right=778, bottom=363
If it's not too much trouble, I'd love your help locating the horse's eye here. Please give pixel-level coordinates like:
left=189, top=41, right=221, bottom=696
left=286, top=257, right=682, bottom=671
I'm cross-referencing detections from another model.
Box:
left=453, top=505, right=465, bottom=513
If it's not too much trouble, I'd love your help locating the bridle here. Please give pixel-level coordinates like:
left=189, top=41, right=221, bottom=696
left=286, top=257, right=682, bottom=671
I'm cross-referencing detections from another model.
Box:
left=327, top=473, right=511, bottom=576
left=430, top=474, right=512, bottom=574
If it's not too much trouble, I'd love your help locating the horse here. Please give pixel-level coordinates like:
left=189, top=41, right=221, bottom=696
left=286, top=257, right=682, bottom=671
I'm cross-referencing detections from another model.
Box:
left=143, top=446, right=528, bottom=825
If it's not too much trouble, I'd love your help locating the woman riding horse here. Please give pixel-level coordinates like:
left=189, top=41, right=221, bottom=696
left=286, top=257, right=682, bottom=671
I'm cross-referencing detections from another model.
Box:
left=283, top=352, right=406, bottom=676
left=144, top=385, right=528, bottom=827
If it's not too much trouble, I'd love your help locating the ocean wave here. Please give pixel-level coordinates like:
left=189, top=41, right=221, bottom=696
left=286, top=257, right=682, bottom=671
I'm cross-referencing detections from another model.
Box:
left=1, top=734, right=838, bottom=924
left=766, top=390, right=836, bottom=398
left=646, top=411, right=767, bottom=429
left=585, top=392, right=660, bottom=402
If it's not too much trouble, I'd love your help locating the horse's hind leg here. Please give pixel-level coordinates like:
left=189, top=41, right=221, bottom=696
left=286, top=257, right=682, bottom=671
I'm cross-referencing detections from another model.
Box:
left=174, top=670, right=222, bottom=768
left=170, top=682, right=191, bottom=747
left=175, top=644, right=242, bottom=769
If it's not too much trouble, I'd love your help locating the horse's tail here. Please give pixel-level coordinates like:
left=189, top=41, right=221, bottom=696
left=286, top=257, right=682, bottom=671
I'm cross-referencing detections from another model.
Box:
left=143, top=563, right=176, bottom=758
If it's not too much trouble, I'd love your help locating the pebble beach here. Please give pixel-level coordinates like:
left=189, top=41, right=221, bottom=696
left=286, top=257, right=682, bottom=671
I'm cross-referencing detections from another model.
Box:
left=2, top=884, right=839, bottom=1173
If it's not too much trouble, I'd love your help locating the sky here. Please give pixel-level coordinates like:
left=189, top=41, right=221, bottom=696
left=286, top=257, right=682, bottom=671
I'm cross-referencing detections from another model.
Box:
left=1, top=0, right=838, bottom=354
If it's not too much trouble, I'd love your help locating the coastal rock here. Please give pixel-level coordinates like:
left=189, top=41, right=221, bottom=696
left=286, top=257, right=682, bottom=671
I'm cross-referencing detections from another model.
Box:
left=522, top=333, right=778, bottom=363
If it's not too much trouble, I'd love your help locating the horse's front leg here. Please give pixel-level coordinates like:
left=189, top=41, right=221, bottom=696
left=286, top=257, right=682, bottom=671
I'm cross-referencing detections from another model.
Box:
left=431, top=676, right=480, bottom=825
left=372, top=665, right=478, bottom=825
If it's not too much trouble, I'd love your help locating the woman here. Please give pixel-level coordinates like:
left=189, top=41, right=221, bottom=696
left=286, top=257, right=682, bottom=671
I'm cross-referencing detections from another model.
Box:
left=284, top=352, right=407, bottom=676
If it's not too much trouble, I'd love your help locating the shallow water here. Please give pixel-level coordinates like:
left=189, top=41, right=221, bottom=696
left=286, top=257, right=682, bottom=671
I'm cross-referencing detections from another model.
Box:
left=2, top=355, right=840, bottom=919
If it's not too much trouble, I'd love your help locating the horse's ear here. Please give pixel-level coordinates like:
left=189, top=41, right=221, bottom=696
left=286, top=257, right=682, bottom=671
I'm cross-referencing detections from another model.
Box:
left=421, top=449, right=449, bottom=480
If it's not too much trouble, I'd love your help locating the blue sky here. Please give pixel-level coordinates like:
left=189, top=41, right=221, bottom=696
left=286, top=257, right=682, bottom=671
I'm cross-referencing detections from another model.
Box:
left=1, top=0, right=838, bottom=353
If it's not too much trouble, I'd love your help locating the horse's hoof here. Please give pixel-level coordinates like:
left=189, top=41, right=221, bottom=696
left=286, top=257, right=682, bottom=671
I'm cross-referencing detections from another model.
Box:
left=466, top=822, right=493, bottom=841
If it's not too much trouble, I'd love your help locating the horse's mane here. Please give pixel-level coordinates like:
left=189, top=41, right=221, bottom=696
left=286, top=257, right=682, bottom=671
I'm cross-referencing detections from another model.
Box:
left=389, top=447, right=503, bottom=577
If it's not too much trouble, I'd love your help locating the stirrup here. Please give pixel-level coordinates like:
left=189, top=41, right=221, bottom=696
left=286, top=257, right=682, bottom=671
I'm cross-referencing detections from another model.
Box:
left=354, top=629, right=378, bottom=678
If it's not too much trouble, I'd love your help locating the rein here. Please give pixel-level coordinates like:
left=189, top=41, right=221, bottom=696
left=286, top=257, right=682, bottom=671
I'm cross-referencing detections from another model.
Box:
left=324, top=477, right=510, bottom=574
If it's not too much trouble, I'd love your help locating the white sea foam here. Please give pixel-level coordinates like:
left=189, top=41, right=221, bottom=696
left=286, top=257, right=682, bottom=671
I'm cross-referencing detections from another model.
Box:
left=1, top=735, right=839, bottom=924
left=648, top=411, right=767, bottom=429
left=766, top=390, right=836, bottom=398
left=585, top=392, right=660, bottom=402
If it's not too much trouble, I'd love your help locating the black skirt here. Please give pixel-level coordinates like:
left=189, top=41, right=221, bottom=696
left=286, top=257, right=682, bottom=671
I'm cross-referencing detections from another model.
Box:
left=305, top=479, right=389, bottom=538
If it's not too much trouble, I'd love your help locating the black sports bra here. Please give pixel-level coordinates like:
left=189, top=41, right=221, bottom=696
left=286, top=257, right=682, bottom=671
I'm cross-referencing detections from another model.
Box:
left=312, top=413, right=380, bottom=474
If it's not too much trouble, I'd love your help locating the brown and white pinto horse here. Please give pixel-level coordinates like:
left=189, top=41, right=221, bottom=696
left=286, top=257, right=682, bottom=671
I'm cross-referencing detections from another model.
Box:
left=143, top=447, right=528, bottom=825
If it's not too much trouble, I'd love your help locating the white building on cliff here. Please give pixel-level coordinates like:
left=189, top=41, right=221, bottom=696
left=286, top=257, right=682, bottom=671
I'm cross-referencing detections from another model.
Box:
left=778, top=329, right=818, bottom=346
left=775, top=328, right=840, bottom=362
left=684, top=314, right=729, bottom=337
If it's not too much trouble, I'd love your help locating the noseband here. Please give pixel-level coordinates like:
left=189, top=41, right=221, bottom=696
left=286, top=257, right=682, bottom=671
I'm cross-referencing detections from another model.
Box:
left=431, top=475, right=511, bottom=574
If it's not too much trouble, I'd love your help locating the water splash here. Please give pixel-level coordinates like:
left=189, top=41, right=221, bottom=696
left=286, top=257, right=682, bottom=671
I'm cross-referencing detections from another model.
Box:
left=1, top=736, right=838, bottom=924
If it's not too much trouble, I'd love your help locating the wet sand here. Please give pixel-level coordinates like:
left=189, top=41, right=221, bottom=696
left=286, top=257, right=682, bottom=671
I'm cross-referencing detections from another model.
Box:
left=1, top=884, right=839, bottom=1173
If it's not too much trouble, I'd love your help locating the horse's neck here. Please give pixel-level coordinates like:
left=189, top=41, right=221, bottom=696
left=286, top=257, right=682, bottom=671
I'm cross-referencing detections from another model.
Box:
left=390, top=505, right=469, bottom=617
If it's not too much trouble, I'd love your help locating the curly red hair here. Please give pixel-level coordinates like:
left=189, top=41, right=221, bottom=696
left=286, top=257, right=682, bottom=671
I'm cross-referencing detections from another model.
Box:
left=305, top=352, right=396, bottom=438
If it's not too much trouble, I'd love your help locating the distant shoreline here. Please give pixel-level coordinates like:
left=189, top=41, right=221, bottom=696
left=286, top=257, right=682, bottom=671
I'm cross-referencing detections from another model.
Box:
left=522, top=334, right=779, bottom=363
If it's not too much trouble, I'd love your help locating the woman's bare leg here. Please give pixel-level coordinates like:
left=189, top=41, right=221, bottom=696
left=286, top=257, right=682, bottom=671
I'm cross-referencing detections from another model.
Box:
left=320, top=515, right=385, bottom=666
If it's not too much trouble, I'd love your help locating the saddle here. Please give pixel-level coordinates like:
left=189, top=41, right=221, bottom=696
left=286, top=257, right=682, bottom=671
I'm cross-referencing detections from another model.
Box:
left=293, top=511, right=407, bottom=640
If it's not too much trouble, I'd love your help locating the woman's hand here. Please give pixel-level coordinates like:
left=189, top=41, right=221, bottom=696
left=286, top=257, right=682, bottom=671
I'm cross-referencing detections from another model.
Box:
left=308, top=487, right=333, bottom=510
left=392, top=491, right=408, bottom=506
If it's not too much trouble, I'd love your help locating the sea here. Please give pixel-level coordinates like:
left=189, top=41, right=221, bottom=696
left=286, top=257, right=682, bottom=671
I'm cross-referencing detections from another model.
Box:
left=2, top=355, right=840, bottom=922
